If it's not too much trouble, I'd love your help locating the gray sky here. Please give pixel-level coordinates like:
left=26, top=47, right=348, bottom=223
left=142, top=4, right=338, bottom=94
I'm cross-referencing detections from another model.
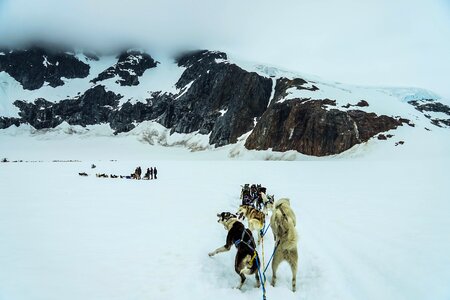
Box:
left=0, top=0, right=449, bottom=98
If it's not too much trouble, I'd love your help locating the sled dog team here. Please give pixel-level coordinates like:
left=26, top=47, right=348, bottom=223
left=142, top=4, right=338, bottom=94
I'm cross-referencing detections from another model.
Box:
left=209, top=184, right=298, bottom=292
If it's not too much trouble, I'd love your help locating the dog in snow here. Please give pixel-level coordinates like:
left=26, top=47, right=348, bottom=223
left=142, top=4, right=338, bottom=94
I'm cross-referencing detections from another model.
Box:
left=258, top=191, right=275, bottom=215
left=236, top=205, right=266, bottom=244
left=208, top=212, right=261, bottom=289
left=270, top=198, right=298, bottom=292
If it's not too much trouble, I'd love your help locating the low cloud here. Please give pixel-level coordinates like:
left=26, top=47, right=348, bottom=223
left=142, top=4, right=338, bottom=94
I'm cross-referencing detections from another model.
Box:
left=0, top=0, right=449, bottom=98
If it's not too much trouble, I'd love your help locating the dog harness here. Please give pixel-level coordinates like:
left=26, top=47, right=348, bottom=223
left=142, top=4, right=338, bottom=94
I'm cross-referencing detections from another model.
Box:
left=235, top=229, right=267, bottom=300
left=234, top=229, right=258, bottom=266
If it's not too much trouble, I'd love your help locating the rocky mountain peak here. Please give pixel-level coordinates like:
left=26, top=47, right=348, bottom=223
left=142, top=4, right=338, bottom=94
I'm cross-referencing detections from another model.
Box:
left=91, top=50, right=158, bottom=86
left=0, top=46, right=90, bottom=90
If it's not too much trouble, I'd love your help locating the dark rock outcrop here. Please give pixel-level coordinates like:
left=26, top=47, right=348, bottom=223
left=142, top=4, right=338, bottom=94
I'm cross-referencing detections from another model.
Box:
left=93, top=50, right=272, bottom=143
left=346, top=110, right=403, bottom=142
left=108, top=92, right=174, bottom=134
left=0, top=47, right=90, bottom=90
left=271, top=77, right=319, bottom=105
left=163, top=50, right=273, bottom=146
left=378, top=134, right=394, bottom=140
left=356, top=100, right=369, bottom=107
left=245, top=99, right=403, bottom=156
left=0, top=117, right=22, bottom=129
left=13, top=85, right=122, bottom=129
left=409, top=99, right=450, bottom=127
left=408, top=99, right=450, bottom=114
left=343, top=100, right=369, bottom=108
left=91, top=51, right=158, bottom=86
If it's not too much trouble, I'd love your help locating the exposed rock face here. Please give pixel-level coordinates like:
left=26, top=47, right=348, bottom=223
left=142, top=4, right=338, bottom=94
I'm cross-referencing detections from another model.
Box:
left=356, top=100, right=369, bottom=107
left=271, top=77, right=319, bottom=105
left=408, top=99, right=450, bottom=114
left=409, top=99, right=450, bottom=127
left=103, top=50, right=273, bottom=141
left=108, top=92, right=174, bottom=133
left=346, top=110, right=403, bottom=142
left=245, top=99, right=403, bottom=156
left=0, top=47, right=90, bottom=90
left=13, top=85, right=122, bottom=129
left=343, top=100, right=369, bottom=108
left=0, top=117, right=22, bottom=129
left=166, top=50, right=273, bottom=146
left=91, top=51, right=158, bottom=86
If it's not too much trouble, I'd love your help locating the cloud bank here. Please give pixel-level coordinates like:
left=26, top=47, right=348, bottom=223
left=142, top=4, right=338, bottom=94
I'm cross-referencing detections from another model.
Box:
left=0, top=0, right=449, bottom=98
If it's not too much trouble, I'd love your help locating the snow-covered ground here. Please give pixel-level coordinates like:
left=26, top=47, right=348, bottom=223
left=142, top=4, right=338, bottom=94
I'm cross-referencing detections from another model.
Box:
left=1, top=130, right=450, bottom=300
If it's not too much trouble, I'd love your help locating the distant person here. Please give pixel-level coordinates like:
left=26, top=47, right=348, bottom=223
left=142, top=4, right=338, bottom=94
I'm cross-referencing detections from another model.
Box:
left=154, top=167, right=158, bottom=179
left=144, top=168, right=150, bottom=180
left=150, top=167, right=154, bottom=180
left=133, top=166, right=142, bottom=180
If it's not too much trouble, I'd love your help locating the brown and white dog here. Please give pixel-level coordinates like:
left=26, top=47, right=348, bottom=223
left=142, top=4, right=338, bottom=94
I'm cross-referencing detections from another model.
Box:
left=237, top=205, right=266, bottom=244
left=208, top=212, right=261, bottom=289
left=270, top=198, right=298, bottom=292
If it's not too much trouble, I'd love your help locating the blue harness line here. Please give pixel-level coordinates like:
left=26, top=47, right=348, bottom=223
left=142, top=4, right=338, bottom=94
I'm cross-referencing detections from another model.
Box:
left=258, top=222, right=282, bottom=284
left=263, top=240, right=280, bottom=274
left=260, top=222, right=271, bottom=238
left=234, top=230, right=267, bottom=300
left=232, top=218, right=277, bottom=300
left=255, top=253, right=267, bottom=300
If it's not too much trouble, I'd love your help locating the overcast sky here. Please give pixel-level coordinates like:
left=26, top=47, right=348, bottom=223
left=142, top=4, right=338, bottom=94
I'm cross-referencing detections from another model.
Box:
left=0, top=0, right=449, bottom=98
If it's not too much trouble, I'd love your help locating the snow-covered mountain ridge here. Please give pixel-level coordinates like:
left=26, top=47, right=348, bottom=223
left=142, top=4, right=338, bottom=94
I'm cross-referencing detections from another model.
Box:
left=1, top=47, right=449, bottom=157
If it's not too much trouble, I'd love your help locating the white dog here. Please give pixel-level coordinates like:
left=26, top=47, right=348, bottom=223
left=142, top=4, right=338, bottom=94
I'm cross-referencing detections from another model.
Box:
left=270, top=198, right=298, bottom=292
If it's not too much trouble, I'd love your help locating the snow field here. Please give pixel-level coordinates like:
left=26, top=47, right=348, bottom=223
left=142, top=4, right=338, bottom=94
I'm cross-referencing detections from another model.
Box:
left=1, top=158, right=449, bottom=300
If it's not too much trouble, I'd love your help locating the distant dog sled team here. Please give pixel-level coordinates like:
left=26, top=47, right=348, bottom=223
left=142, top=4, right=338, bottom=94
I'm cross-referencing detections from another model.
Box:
left=78, top=166, right=158, bottom=179
left=209, top=184, right=298, bottom=294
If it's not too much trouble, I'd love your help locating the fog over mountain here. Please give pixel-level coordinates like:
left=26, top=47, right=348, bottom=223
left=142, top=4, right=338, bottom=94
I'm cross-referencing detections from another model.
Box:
left=0, top=0, right=449, bottom=99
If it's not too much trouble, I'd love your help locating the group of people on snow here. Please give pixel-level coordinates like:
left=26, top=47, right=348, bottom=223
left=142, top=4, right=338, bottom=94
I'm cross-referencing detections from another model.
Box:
left=132, top=166, right=158, bottom=180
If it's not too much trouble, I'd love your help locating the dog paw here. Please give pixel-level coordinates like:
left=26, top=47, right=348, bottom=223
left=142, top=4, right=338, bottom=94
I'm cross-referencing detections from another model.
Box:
left=208, top=252, right=215, bottom=257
